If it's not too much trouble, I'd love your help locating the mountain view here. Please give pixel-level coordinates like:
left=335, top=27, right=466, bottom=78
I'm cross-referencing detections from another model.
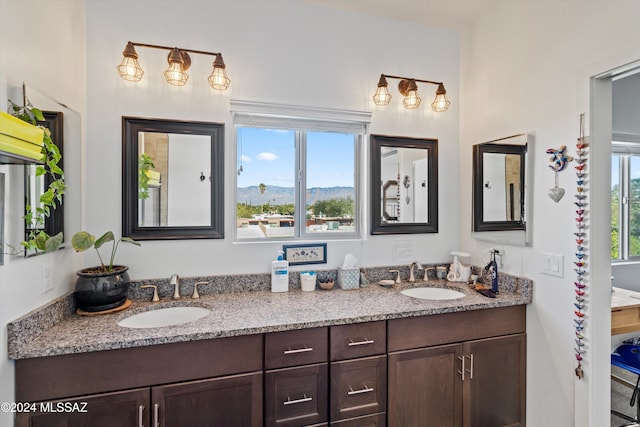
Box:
left=237, top=186, right=354, bottom=206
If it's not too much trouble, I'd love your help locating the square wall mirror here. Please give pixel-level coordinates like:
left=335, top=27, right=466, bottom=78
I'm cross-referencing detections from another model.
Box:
left=122, top=117, right=224, bottom=240
left=370, top=134, right=438, bottom=235
left=472, top=133, right=532, bottom=246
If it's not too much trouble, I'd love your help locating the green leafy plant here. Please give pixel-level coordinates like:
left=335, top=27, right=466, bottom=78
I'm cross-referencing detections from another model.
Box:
left=71, top=231, right=140, bottom=273
left=138, top=153, right=156, bottom=200
left=7, top=99, right=66, bottom=253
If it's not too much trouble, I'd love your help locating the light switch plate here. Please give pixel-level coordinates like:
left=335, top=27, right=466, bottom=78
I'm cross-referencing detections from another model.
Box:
left=541, top=252, right=564, bottom=278
left=41, top=265, right=53, bottom=293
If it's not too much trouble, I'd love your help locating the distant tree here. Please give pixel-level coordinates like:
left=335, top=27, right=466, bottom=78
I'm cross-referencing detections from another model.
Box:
left=311, top=197, right=353, bottom=218
left=258, top=183, right=266, bottom=213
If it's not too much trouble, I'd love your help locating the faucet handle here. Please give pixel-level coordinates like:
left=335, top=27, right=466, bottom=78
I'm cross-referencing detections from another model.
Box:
left=389, top=269, right=401, bottom=284
left=192, top=281, right=209, bottom=299
left=141, top=284, right=160, bottom=302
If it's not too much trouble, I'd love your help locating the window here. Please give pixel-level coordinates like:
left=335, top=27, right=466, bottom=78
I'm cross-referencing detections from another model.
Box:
left=231, top=101, right=369, bottom=241
left=612, top=146, right=640, bottom=260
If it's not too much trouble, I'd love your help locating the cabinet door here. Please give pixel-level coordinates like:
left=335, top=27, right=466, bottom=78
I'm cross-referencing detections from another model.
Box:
left=388, top=344, right=462, bottom=427
left=463, top=333, right=526, bottom=427
left=330, top=356, right=387, bottom=421
left=15, top=388, right=149, bottom=427
left=265, top=363, right=329, bottom=427
left=152, top=371, right=262, bottom=427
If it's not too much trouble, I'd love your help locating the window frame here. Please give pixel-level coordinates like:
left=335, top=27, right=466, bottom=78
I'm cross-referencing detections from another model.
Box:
left=231, top=101, right=370, bottom=242
left=612, top=142, right=640, bottom=262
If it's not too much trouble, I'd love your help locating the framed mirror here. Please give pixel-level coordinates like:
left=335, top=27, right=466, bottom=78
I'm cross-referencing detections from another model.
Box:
left=24, top=111, right=64, bottom=246
left=370, top=134, right=438, bottom=235
left=122, top=117, right=224, bottom=240
left=472, top=133, right=531, bottom=245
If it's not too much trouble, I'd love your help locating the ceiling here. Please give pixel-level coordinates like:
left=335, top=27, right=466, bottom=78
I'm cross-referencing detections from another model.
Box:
left=302, top=0, right=502, bottom=30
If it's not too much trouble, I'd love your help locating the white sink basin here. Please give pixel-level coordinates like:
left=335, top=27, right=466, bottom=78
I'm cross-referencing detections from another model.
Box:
left=118, top=306, right=211, bottom=328
left=401, top=287, right=466, bottom=300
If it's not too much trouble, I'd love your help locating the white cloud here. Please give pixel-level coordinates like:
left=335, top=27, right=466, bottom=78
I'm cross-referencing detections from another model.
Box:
left=257, top=152, right=278, bottom=161
left=241, top=155, right=251, bottom=162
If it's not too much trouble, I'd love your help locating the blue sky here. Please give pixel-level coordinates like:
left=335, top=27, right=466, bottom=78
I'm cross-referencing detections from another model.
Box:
left=236, top=128, right=355, bottom=188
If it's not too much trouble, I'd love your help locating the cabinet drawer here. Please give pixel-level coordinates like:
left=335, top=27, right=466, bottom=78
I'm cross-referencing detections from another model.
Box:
left=266, top=363, right=329, bottom=427
left=330, top=355, right=387, bottom=421
left=265, top=327, right=328, bottom=369
left=330, top=321, right=386, bottom=361
left=388, top=305, right=526, bottom=351
left=331, top=413, right=386, bottom=426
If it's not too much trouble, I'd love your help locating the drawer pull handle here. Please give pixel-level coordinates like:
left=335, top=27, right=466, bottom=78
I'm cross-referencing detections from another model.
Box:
left=283, top=347, right=313, bottom=355
left=153, top=403, right=160, bottom=427
left=466, top=354, right=474, bottom=379
left=348, top=385, right=375, bottom=395
left=138, top=405, right=145, bottom=427
left=348, top=339, right=375, bottom=347
left=283, top=394, right=313, bottom=405
left=457, top=355, right=465, bottom=381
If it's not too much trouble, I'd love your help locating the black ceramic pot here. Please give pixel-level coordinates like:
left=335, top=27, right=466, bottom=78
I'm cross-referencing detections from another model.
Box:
left=74, top=265, right=130, bottom=312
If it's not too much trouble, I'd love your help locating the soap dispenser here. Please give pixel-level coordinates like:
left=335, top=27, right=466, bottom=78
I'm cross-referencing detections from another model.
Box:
left=447, top=251, right=471, bottom=282
left=271, top=250, right=289, bottom=293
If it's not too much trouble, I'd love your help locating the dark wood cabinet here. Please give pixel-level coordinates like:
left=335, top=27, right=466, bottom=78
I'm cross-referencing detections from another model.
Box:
left=387, top=306, right=526, bottom=427
left=153, top=371, right=262, bottom=427
left=330, top=413, right=386, bottom=426
left=265, top=363, right=328, bottom=426
left=15, top=388, right=149, bottom=427
left=14, top=306, right=526, bottom=427
left=330, top=355, right=386, bottom=421
left=463, top=334, right=526, bottom=427
left=388, top=344, right=462, bottom=427
left=16, top=372, right=263, bottom=427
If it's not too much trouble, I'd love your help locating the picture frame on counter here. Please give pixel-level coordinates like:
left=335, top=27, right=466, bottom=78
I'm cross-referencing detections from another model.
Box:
left=282, top=243, right=327, bottom=265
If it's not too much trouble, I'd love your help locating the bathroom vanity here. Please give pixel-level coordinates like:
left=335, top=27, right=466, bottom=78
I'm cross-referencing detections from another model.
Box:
left=9, top=276, right=530, bottom=427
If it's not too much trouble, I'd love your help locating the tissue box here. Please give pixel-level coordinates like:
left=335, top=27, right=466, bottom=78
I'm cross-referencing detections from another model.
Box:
left=338, top=267, right=360, bottom=290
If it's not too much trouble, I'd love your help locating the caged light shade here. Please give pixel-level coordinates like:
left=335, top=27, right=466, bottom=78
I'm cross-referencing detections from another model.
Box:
left=373, top=75, right=392, bottom=105
left=431, top=83, right=451, bottom=112
left=163, top=48, right=190, bottom=86
left=208, top=54, right=231, bottom=90
left=116, top=42, right=144, bottom=82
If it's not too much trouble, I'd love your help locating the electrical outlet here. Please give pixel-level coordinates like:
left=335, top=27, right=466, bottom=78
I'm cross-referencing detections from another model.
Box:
left=541, top=252, right=564, bottom=278
left=41, top=265, right=53, bottom=293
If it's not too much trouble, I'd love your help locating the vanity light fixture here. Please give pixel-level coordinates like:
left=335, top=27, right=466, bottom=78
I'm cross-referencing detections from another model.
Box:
left=373, top=74, right=450, bottom=112
left=116, top=41, right=230, bottom=90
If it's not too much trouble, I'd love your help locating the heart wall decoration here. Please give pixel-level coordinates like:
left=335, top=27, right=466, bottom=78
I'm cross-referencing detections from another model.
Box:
left=546, top=145, right=573, bottom=203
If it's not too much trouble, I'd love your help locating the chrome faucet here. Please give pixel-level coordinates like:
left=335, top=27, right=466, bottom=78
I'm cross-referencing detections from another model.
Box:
left=170, top=274, right=181, bottom=299
left=409, top=262, right=424, bottom=283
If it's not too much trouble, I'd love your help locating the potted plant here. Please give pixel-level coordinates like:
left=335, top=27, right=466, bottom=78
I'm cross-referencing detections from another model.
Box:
left=71, top=231, right=140, bottom=312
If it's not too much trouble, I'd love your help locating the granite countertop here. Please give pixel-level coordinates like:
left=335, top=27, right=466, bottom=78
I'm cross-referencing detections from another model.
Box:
left=8, top=273, right=532, bottom=360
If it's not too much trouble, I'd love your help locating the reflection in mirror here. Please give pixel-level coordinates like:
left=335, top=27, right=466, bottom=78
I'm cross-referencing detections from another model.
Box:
left=472, top=133, right=532, bottom=246
left=25, top=111, right=64, bottom=244
left=123, top=117, right=224, bottom=240
left=371, top=134, right=438, bottom=234
left=137, top=132, right=211, bottom=227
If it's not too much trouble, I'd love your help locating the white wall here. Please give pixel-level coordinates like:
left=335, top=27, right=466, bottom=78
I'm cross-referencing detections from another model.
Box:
left=0, top=0, right=86, bottom=424
left=85, top=0, right=461, bottom=278
left=459, top=1, right=640, bottom=426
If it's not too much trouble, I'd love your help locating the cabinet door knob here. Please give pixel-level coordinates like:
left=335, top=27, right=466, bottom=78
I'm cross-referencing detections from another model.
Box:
left=138, top=405, right=145, bottom=427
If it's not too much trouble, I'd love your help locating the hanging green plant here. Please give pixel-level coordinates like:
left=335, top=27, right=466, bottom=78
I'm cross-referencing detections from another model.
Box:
left=138, top=152, right=155, bottom=200
left=6, top=99, right=66, bottom=253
